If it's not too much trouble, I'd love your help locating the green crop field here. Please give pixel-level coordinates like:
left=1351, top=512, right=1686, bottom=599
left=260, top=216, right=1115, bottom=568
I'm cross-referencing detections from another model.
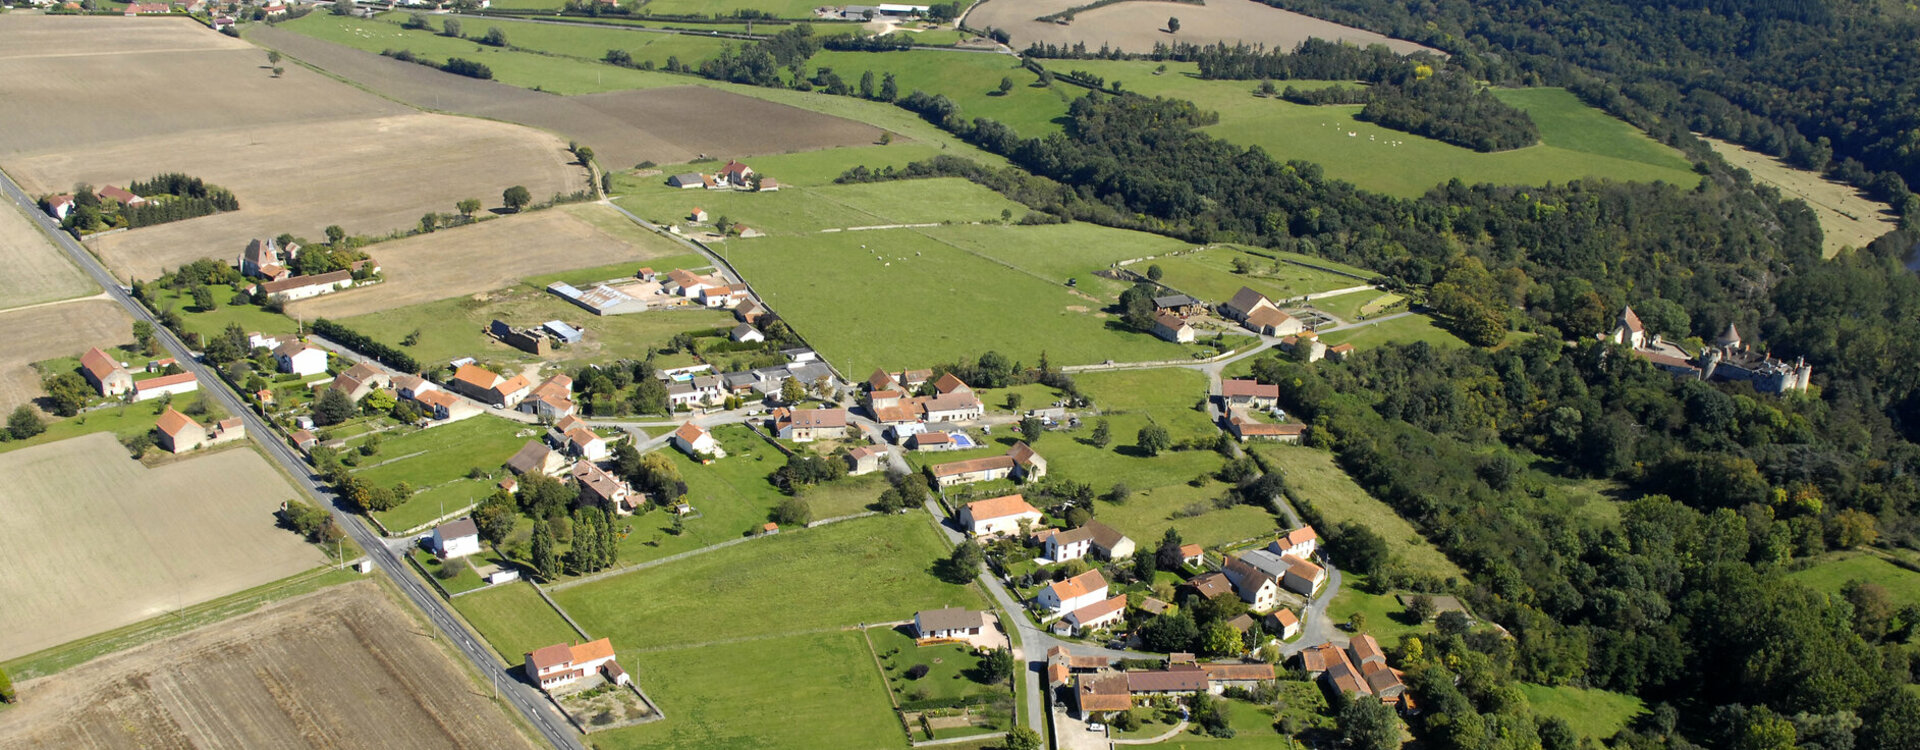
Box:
left=608, top=425, right=792, bottom=566
left=556, top=512, right=986, bottom=649
left=1788, top=552, right=1920, bottom=609
left=592, top=631, right=903, bottom=750
left=1145, top=246, right=1363, bottom=305
left=454, top=581, right=582, bottom=662
left=1518, top=683, right=1645, bottom=741
left=726, top=227, right=1193, bottom=375
left=339, top=287, right=733, bottom=369
left=1256, top=444, right=1463, bottom=579
left=618, top=176, right=1027, bottom=235
left=277, top=14, right=718, bottom=93
left=811, top=50, right=1073, bottom=137
left=1044, top=60, right=1700, bottom=198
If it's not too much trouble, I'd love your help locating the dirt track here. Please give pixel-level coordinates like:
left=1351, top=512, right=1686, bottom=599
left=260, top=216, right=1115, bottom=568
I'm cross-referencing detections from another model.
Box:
left=966, top=0, right=1434, bottom=55
left=250, top=25, right=887, bottom=169
left=0, top=433, right=325, bottom=660
left=0, top=298, right=131, bottom=413
left=0, top=581, right=537, bottom=750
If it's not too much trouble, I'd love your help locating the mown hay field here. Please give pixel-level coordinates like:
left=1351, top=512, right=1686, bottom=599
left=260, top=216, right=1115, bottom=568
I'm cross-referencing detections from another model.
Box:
left=0, top=299, right=132, bottom=414
left=0, top=198, right=94, bottom=311
left=966, top=0, right=1433, bottom=55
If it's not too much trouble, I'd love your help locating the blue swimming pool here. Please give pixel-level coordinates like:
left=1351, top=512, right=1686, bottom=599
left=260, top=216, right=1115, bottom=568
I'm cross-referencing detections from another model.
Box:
left=950, top=433, right=977, bottom=449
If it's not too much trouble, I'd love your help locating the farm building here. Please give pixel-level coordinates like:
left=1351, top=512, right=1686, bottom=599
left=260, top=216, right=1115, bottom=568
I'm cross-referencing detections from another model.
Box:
left=80, top=347, right=133, bottom=396
left=571, top=460, right=636, bottom=513
left=249, top=269, right=355, bottom=303
left=521, top=374, right=576, bottom=420
left=772, top=408, right=847, bottom=442
left=543, top=321, right=583, bottom=344
left=1153, top=294, right=1203, bottom=315
left=1220, top=379, right=1280, bottom=410
left=153, top=408, right=243, bottom=453
left=133, top=371, right=198, bottom=402
left=671, top=422, right=722, bottom=458
left=956, top=493, right=1041, bottom=536
left=412, top=389, right=464, bottom=421
left=1226, top=414, right=1304, bottom=442
left=846, top=444, right=886, bottom=475
left=430, top=519, right=481, bottom=559
left=667, top=173, right=705, bottom=189
left=547, top=282, right=649, bottom=316
left=489, top=320, right=551, bottom=356
left=506, top=441, right=567, bottom=476
left=1152, top=312, right=1195, bottom=343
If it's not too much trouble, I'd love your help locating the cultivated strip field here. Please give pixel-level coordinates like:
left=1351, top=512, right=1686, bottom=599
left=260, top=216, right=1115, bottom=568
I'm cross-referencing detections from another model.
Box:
left=966, top=0, right=1433, bottom=54
left=0, top=434, right=324, bottom=660
left=0, top=16, right=404, bottom=155
left=287, top=203, right=686, bottom=318
left=0, top=299, right=131, bottom=413
left=0, top=581, right=538, bottom=750
left=250, top=25, right=888, bottom=169
left=1703, top=136, right=1898, bottom=257
left=0, top=196, right=94, bottom=311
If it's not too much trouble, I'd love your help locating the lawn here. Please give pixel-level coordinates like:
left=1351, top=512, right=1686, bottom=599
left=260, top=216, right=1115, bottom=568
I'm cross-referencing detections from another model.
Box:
left=1317, top=313, right=1469, bottom=351
left=1045, top=60, right=1701, bottom=198
left=555, top=512, right=985, bottom=650
left=1145, top=246, right=1362, bottom=305
left=590, top=631, right=903, bottom=750
left=348, top=415, right=538, bottom=514
left=453, top=581, right=582, bottom=662
left=279, top=14, right=720, bottom=94
left=1118, top=699, right=1299, bottom=746
left=338, top=285, right=734, bottom=370
left=811, top=50, right=1073, bottom=137
left=411, top=546, right=514, bottom=595
left=1255, top=444, right=1460, bottom=579
left=725, top=227, right=1193, bottom=375
left=1788, top=551, right=1920, bottom=609
left=0, top=394, right=224, bottom=456
left=1326, top=573, right=1426, bottom=643
left=147, top=287, right=300, bottom=342
left=1518, top=683, right=1645, bottom=741
left=800, top=472, right=889, bottom=519
left=606, top=424, right=791, bottom=566
left=869, top=625, right=1005, bottom=704
left=375, top=477, right=495, bottom=534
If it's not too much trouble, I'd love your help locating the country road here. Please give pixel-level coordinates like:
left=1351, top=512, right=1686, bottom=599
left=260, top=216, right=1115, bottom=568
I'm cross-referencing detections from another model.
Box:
left=0, top=168, right=584, bottom=750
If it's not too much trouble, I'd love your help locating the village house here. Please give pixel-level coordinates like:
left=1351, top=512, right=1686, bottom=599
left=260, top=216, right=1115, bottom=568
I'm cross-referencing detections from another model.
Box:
left=153, top=408, right=243, bottom=453
left=239, top=237, right=299, bottom=280
left=449, top=364, right=514, bottom=406
left=393, top=374, right=434, bottom=401
left=1328, top=342, right=1356, bottom=360
left=1220, top=379, right=1280, bottom=410
left=1187, top=571, right=1234, bottom=600
left=1128, top=667, right=1212, bottom=698
left=524, top=638, right=621, bottom=692
left=1053, top=594, right=1128, bottom=635
left=933, top=372, right=972, bottom=396
left=1007, top=441, right=1048, bottom=480
left=1265, top=609, right=1301, bottom=640
left=667, top=374, right=726, bottom=410
left=274, top=341, right=329, bottom=377
left=290, top=429, right=318, bottom=453
left=330, top=362, right=390, bottom=403
left=1269, top=526, right=1318, bottom=560
left=867, top=369, right=903, bottom=392
left=571, top=460, right=636, bottom=513
left=1073, top=672, right=1134, bottom=717
left=1044, top=526, right=1096, bottom=562
left=133, top=371, right=198, bottom=402
left=957, top=493, right=1042, bottom=536
left=1279, top=331, right=1328, bottom=362
left=931, top=455, right=1017, bottom=486
left=1226, top=414, right=1304, bottom=442
left=734, top=299, right=768, bottom=325
left=700, top=284, right=749, bottom=308
left=671, top=422, right=724, bottom=458
left=1220, top=556, right=1284, bottom=612
left=560, top=426, right=609, bottom=461
left=44, top=194, right=74, bottom=221
left=80, top=347, right=133, bottom=397
left=506, top=441, right=567, bottom=476
left=922, top=392, right=984, bottom=422
left=717, top=160, right=753, bottom=187
left=913, top=607, right=986, bottom=642
left=430, top=518, right=481, bottom=559
left=774, top=408, right=847, bottom=442
left=1046, top=646, right=1113, bottom=687
left=1179, top=543, right=1206, bottom=568
left=1152, top=312, right=1196, bottom=343
left=1235, top=548, right=1325, bottom=596
left=1083, top=520, right=1134, bottom=560
left=412, top=389, right=463, bottom=421
left=1201, top=662, right=1278, bottom=694
left=908, top=431, right=956, bottom=451
left=846, top=444, right=886, bottom=475
left=1037, top=569, right=1110, bottom=616
left=731, top=323, right=764, bottom=343
left=520, top=374, right=576, bottom=420
left=97, top=185, right=146, bottom=207
left=664, top=269, right=722, bottom=298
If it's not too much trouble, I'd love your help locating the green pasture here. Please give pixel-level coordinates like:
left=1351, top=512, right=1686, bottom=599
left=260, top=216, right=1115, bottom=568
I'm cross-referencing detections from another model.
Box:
left=1316, top=313, right=1468, bottom=351
left=0, top=394, right=223, bottom=456
left=608, top=424, right=792, bottom=566
left=148, top=287, right=300, bottom=342
left=1046, top=60, right=1700, bottom=198
left=454, top=581, right=582, bottom=662
left=1256, top=443, right=1463, bottom=580
left=1788, top=552, right=1920, bottom=609
left=1303, top=289, right=1401, bottom=322
left=637, top=0, right=823, bottom=19
left=371, top=11, right=738, bottom=68
left=811, top=50, right=1072, bottom=137
left=348, top=415, right=534, bottom=492
left=617, top=143, right=951, bottom=190
left=1145, top=246, right=1360, bottom=305
left=1518, top=683, right=1645, bottom=741
left=339, top=286, right=733, bottom=369
left=617, top=176, right=1026, bottom=235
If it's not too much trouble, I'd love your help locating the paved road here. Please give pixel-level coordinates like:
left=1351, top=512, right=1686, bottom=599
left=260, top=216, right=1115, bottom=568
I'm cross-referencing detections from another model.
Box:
left=0, top=169, right=585, bottom=750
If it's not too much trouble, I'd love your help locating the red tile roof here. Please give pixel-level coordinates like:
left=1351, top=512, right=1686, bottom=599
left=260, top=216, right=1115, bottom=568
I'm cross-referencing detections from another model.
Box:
left=1221, top=379, right=1279, bottom=398
left=154, top=407, right=196, bottom=437
left=81, top=347, right=122, bottom=382
left=963, top=494, right=1038, bottom=521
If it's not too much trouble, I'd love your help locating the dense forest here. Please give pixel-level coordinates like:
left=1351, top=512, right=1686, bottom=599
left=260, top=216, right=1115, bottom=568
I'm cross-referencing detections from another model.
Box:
left=1253, top=0, right=1920, bottom=213
left=1357, top=72, right=1539, bottom=152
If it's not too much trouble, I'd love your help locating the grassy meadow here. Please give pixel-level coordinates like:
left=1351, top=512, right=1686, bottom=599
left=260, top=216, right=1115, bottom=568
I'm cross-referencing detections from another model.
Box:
left=1317, top=313, right=1469, bottom=350
left=811, top=50, right=1073, bottom=136
left=339, top=287, right=734, bottom=369
left=1255, top=443, right=1463, bottom=580
left=1788, top=551, right=1920, bottom=609
left=454, top=581, right=582, bottom=662
left=1518, top=683, right=1646, bottom=741
left=1144, top=246, right=1363, bottom=304
left=1043, top=60, right=1700, bottom=198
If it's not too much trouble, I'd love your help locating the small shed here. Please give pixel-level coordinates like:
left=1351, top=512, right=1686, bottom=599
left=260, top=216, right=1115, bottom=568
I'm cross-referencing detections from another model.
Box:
left=543, top=320, right=584, bottom=344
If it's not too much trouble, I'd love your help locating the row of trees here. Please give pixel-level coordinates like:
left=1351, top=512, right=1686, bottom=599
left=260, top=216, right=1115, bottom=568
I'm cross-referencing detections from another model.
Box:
left=1357, top=71, right=1540, bottom=152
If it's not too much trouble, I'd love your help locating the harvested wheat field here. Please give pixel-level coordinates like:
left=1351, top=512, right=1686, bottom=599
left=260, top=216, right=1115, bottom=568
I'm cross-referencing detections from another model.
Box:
left=288, top=203, right=687, bottom=318
left=0, top=195, right=94, bottom=311
left=0, top=15, right=405, bottom=155
left=1703, top=136, right=1898, bottom=257
left=965, top=0, right=1433, bottom=54
left=8, top=113, right=582, bottom=283
left=0, top=433, right=325, bottom=660
left=0, top=298, right=129, bottom=413
left=0, top=581, right=537, bottom=750
left=250, top=26, right=889, bottom=169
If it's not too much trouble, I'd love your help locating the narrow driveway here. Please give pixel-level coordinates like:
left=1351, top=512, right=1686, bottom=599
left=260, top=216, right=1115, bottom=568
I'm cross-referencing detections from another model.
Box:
left=0, top=168, right=585, bottom=750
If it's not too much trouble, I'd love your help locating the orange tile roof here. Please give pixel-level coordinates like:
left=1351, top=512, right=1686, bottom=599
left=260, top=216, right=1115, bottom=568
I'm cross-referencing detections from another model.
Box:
left=154, top=407, right=196, bottom=437
left=136, top=372, right=197, bottom=390
left=80, top=347, right=121, bottom=381
left=1068, top=594, right=1127, bottom=624
left=933, top=372, right=967, bottom=394
left=570, top=638, right=615, bottom=664
left=673, top=422, right=709, bottom=443
left=1201, top=662, right=1277, bottom=681
left=1221, top=379, right=1279, bottom=398
left=415, top=390, right=458, bottom=409
left=1178, top=543, right=1204, bottom=558
left=452, top=364, right=500, bottom=389
left=963, top=494, right=1038, bottom=521
left=1269, top=609, right=1299, bottom=628
left=1046, top=570, right=1108, bottom=601
left=1279, top=526, right=1318, bottom=548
